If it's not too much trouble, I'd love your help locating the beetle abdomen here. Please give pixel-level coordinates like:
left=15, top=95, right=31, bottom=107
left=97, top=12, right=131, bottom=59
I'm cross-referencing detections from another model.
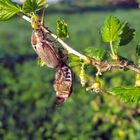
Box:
left=53, top=63, right=73, bottom=104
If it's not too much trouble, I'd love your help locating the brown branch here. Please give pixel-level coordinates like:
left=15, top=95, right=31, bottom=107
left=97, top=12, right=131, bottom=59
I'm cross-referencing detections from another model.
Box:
left=40, top=26, right=88, bottom=61
left=94, top=60, right=140, bottom=74
left=20, top=15, right=140, bottom=74
left=41, top=26, right=140, bottom=74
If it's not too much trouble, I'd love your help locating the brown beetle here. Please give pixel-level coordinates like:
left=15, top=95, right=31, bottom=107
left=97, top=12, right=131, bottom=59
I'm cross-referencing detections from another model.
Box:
left=31, top=28, right=60, bottom=68
left=31, top=13, right=60, bottom=68
left=53, top=62, right=73, bottom=104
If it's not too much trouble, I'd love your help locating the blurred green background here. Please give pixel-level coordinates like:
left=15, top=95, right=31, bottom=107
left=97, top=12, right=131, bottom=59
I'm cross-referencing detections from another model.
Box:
left=0, top=0, right=140, bottom=140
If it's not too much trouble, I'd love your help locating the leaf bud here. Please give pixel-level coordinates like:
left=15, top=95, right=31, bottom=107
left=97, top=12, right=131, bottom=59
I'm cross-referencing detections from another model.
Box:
left=31, top=15, right=40, bottom=29
left=86, top=81, right=102, bottom=93
left=135, top=74, right=140, bottom=87
left=79, top=64, right=87, bottom=87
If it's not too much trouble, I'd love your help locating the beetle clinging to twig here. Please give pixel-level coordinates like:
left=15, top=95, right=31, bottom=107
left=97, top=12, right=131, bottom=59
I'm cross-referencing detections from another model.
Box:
left=31, top=13, right=73, bottom=104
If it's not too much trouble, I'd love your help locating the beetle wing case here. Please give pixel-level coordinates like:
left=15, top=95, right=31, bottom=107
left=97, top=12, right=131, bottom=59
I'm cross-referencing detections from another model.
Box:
left=31, top=29, right=60, bottom=68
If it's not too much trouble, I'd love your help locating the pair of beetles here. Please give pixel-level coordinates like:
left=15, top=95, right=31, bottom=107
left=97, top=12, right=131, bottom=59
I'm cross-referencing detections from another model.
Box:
left=31, top=15, right=73, bottom=104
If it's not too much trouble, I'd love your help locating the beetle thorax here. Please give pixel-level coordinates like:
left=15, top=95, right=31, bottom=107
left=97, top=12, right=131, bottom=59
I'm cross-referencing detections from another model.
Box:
left=32, top=29, right=44, bottom=45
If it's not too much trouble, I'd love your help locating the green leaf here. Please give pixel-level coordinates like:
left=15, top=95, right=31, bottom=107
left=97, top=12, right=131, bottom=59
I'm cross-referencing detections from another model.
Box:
left=56, top=19, right=69, bottom=38
left=68, top=54, right=82, bottom=67
left=0, top=0, right=21, bottom=21
left=136, top=43, right=140, bottom=57
left=108, top=86, right=140, bottom=103
left=100, top=16, right=125, bottom=43
left=69, top=62, right=82, bottom=67
left=22, top=0, right=35, bottom=13
left=22, top=0, right=47, bottom=14
left=37, top=58, right=45, bottom=67
left=36, top=0, right=47, bottom=8
left=84, top=47, right=108, bottom=61
left=100, top=16, right=135, bottom=55
left=119, top=22, right=135, bottom=46
left=69, top=54, right=81, bottom=61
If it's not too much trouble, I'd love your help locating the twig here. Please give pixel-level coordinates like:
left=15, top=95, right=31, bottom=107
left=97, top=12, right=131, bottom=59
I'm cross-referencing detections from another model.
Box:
left=21, top=14, right=140, bottom=74
left=98, top=61, right=140, bottom=74
left=41, top=26, right=140, bottom=74
left=40, top=26, right=88, bottom=61
left=21, top=15, right=88, bottom=60
left=21, top=15, right=31, bottom=23
left=20, top=14, right=87, bottom=60
left=110, top=62, right=140, bottom=74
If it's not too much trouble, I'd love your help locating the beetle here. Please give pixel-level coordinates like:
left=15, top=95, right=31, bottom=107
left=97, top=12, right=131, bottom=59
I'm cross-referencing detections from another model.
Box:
left=53, top=62, right=73, bottom=104
left=31, top=16, right=60, bottom=68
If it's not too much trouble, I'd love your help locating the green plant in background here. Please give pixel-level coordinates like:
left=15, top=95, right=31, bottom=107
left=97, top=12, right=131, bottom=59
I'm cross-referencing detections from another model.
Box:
left=0, top=0, right=140, bottom=103
left=1, top=1, right=140, bottom=140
